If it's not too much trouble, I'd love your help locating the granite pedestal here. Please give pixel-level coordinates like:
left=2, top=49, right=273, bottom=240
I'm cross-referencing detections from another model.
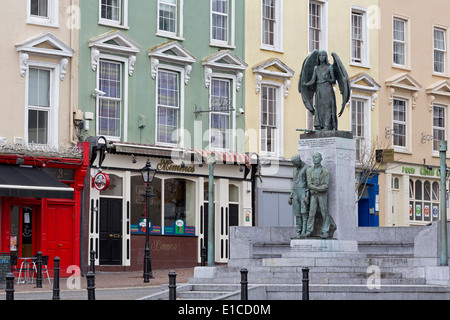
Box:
left=298, top=131, right=356, bottom=240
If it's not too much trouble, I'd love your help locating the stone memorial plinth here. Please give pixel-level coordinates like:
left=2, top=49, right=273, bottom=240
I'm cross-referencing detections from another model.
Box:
left=298, top=131, right=356, bottom=240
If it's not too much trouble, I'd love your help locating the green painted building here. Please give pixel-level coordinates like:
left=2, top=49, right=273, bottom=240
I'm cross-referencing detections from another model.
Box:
left=78, top=0, right=254, bottom=270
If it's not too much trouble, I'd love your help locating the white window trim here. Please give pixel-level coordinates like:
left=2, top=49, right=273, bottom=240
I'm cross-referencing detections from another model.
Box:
left=155, top=65, right=186, bottom=148
left=350, top=95, right=371, bottom=164
left=95, top=54, right=129, bottom=142
left=259, top=80, right=284, bottom=158
left=392, top=96, right=410, bottom=153
left=98, top=0, right=129, bottom=29
left=308, top=0, right=328, bottom=53
left=208, top=74, right=237, bottom=152
left=210, top=0, right=236, bottom=49
left=433, top=25, right=448, bottom=76
left=392, top=15, right=410, bottom=70
left=27, top=0, right=59, bottom=28
left=260, top=0, right=284, bottom=53
left=432, top=103, right=447, bottom=155
left=156, top=0, right=185, bottom=41
left=350, top=6, right=370, bottom=68
left=24, top=60, right=60, bottom=148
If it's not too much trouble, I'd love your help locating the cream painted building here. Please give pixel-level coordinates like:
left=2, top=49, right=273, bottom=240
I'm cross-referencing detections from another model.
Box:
left=378, top=0, right=450, bottom=227
left=0, top=0, right=80, bottom=148
left=245, top=0, right=380, bottom=227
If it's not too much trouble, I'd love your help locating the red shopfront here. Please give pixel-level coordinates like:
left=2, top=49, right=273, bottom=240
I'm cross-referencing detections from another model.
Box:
left=0, top=143, right=89, bottom=274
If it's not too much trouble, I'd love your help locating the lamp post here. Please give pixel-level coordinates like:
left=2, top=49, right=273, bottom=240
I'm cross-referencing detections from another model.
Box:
left=439, top=141, right=448, bottom=266
left=140, top=158, right=157, bottom=282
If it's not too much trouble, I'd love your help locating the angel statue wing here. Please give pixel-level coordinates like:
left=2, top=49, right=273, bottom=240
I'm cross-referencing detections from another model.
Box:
left=298, top=50, right=319, bottom=115
left=331, top=52, right=351, bottom=117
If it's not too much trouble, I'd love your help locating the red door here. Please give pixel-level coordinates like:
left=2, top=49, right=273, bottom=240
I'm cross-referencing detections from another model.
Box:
left=46, top=205, right=74, bottom=273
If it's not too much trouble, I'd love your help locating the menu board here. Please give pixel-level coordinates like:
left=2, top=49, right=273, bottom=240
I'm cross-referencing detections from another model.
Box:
left=0, top=253, right=11, bottom=286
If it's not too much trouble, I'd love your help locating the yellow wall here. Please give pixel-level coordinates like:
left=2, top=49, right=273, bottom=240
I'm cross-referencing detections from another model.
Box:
left=245, top=0, right=379, bottom=160
left=0, top=0, right=79, bottom=147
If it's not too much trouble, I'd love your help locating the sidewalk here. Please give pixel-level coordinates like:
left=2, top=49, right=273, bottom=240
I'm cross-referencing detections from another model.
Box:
left=11, top=267, right=195, bottom=293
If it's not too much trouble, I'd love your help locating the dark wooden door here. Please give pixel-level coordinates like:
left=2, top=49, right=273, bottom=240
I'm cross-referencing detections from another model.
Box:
left=99, top=198, right=123, bottom=265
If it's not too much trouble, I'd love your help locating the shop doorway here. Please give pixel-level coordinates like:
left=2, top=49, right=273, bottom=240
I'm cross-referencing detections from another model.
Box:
left=99, top=198, right=123, bottom=265
left=9, top=204, right=38, bottom=258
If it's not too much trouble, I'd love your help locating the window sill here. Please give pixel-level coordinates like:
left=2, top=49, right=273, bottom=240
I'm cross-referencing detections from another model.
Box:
left=156, top=32, right=185, bottom=42
left=392, top=64, right=412, bottom=72
left=209, top=42, right=236, bottom=50
left=260, top=46, right=284, bottom=54
left=350, top=62, right=371, bottom=69
left=98, top=21, right=129, bottom=30
left=27, top=20, right=59, bottom=28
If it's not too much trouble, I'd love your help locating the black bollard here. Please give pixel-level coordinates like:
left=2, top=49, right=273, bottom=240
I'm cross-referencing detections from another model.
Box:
left=201, top=246, right=206, bottom=266
left=36, top=251, right=43, bottom=288
left=302, top=267, right=310, bottom=301
left=168, top=270, right=177, bottom=301
left=6, top=273, right=14, bottom=301
left=86, top=271, right=96, bottom=300
left=90, top=250, right=96, bottom=274
left=52, top=257, right=60, bottom=300
left=240, top=268, right=248, bottom=301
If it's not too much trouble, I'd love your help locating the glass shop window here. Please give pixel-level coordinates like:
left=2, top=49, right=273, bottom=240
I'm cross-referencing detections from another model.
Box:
left=164, top=179, right=196, bottom=235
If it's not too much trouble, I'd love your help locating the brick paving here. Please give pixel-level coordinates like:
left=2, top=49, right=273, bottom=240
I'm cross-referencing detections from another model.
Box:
left=11, top=267, right=195, bottom=293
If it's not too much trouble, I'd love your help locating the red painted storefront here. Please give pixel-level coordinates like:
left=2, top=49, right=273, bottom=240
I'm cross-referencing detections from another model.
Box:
left=0, top=142, right=89, bottom=274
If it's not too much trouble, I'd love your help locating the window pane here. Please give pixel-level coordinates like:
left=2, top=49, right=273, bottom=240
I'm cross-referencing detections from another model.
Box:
left=159, top=0, right=177, bottom=33
left=130, top=176, right=162, bottom=234
left=29, top=68, right=50, bottom=108
left=99, top=61, right=121, bottom=99
left=262, top=0, right=275, bottom=46
left=28, top=109, right=48, bottom=145
left=212, top=0, right=228, bottom=41
left=101, top=0, right=120, bottom=22
left=31, top=0, right=48, bottom=17
left=164, top=179, right=196, bottom=234
left=99, top=99, right=121, bottom=137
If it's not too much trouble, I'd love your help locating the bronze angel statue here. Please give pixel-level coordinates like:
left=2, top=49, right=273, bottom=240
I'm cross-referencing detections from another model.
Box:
left=299, top=50, right=350, bottom=131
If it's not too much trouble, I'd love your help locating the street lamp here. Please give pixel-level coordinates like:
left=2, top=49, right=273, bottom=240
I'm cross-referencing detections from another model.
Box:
left=140, top=158, right=157, bottom=282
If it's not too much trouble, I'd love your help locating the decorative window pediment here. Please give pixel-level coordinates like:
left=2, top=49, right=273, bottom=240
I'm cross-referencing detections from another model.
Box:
left=16, top=33, right=74, bottom=79
left=89, top=31, right=141, bottom=76
left=202, top=50, right=247, bottom=90
left=253, top=58, right=295, bottom=98
left=386, top=73, right=422, bottom=109
left=385, top=73, right=421, bottom=92
left=148, top=41, right=196, bottom=84
left=426, top=80, right=450, bottom=112
left=350, top=73, right=380, bottom=110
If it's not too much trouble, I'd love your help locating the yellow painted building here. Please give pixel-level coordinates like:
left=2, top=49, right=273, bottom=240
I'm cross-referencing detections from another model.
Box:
left=0, top=0, right=80, bottom=148
left=377, top=0, right=450, bottom=227
left=245, top=0, right=380, bottom=227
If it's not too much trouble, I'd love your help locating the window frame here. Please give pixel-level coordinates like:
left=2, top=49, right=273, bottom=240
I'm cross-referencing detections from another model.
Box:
left=259, top=83, right=283, bottom=157
left=433, top=26, right=447, bottom=75
left=350, top=6, right=370, bottom=67
left=308, top=0, right=328, bottom=53
left=392, top=97, right=408, bottom=151
left=156, top=68, right=182, bottom=147
left=210, top=0, right=235, bottom=48
left=432, top=104, right=446, bottom=153
left=95, top=55, right=129, bottom=142
left=351, top=97, right=371, bottom=163
left=27, top=0, right=59, bottom=27
left=392, top=16, right=409, bottom=68
left=209, top=77, right=234, bottom=152
left=98, top=0, right=129, bottom=29
left=25, top=61, right=60, bottom=148
left=157, top=0, right=184, bottom=40
left=261, top=0, right=283, bottom=52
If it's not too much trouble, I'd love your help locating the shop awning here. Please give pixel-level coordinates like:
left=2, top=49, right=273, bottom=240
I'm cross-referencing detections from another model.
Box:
left=0, top=165, right=74, bottom=199
left=192, top=149, right=253, bottom=168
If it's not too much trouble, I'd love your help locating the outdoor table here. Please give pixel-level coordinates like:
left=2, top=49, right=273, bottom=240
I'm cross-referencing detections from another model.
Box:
left=16, top=257, right=35, bottom=284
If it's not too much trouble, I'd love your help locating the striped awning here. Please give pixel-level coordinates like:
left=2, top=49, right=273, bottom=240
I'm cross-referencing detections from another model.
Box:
left=191, top=149, right=252, bottom=168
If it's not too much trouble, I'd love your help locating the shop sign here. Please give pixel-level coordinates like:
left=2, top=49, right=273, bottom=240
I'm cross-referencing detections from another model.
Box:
left=402, top=166, right=450, bottom=178
left=93, top=172, right=110, bottom=191
left=156, top=159, right=195, bottom=173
